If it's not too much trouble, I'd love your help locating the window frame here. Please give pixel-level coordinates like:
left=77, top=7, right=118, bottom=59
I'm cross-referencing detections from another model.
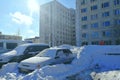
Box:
left=102, top=2, right=109, bottom=8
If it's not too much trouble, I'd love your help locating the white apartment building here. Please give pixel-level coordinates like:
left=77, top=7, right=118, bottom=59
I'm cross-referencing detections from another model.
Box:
left=40, top=0, right=75, bottom=46
left=76, top=0, right=120, bottom=46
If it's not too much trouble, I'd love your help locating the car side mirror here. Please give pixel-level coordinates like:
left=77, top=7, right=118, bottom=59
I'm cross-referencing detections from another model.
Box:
left=55, top=56, right=59, bottom=59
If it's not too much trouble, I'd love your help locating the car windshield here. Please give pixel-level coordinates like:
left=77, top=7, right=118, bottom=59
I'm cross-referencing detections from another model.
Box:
left=13, top=45, right=26, bottom=55
left=36, top=49, right=56, bottom=58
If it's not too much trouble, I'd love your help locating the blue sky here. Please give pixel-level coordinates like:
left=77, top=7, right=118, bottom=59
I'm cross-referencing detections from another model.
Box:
left=0, top=0, right=75, bottom=40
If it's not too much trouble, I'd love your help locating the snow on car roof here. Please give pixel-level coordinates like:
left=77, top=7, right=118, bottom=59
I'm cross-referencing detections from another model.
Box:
left=58, top=44, right=74, bottom=49
left=48, top=47, right=70, bottom=50
left=20, top=43, right=49, bottom=47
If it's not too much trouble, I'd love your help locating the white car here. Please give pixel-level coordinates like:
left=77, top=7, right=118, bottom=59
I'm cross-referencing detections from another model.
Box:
left=0, top=43, right=49, bottom=67
left=18, top=48, right=74, bottom=73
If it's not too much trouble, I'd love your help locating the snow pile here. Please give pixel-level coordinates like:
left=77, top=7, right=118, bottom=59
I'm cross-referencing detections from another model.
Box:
left=0, top=63, right=18, bottom=76
left=27, top=45, right=120, bottom=80
left=91, top=70, right=120, bottom=80
left=0, top=73, right=23, bottom=80
left=23, top=64, right=73, bottom=80
left=22, top=46, right=87, bottom=80
left=73, top=45, right=120, bottom=69
left=0, top=63, right=24, bottom=80
left=0, top=45, right=120, bottom=80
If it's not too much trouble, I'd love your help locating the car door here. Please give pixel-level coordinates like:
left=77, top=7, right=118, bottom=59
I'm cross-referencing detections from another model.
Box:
left=63, top=49, right=74, bottom=63
left=54, top=49, right=67, bottom=64
left=23, top=46, right=37, bottom=59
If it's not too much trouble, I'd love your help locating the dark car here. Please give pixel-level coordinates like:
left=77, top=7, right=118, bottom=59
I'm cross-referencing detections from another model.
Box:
left=0, top=43, right=49, bottom=67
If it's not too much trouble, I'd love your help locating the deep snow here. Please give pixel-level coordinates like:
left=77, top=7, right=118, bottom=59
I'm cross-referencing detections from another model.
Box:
left=0, top=45, right=120, bottom=80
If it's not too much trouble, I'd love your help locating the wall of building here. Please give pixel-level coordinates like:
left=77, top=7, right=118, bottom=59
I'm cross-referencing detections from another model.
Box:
left=0, top=32, right=22, bottom=40
left=76, top=0, right=120, bottom=46
left=40, top=0, right=76, bottom=46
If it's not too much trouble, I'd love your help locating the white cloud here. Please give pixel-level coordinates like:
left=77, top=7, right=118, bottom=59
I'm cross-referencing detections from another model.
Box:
left=10, top=12, right=33, bottom=26
left=27, top=29, right=34, bottom=34
left=28, top=0, right=39, bottom=16
left=24, top=29, right=37, bottom=38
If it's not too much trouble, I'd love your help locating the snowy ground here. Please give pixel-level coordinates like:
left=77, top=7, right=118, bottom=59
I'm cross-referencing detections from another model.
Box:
left=0, top=45, right=120, bottom=80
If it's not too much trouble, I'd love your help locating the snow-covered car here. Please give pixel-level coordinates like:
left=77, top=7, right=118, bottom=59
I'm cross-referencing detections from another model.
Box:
left=18, top=48, right=74, bottom=73
left=0, top=43, right=49, bottom=67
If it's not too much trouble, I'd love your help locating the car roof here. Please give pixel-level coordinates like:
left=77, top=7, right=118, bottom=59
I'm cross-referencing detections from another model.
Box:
left=48, top=47, right=70, bottom=51
left=20, top=43, right=49, bottom=47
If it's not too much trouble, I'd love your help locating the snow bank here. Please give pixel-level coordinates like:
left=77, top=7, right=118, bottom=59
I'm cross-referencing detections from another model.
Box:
left=27, top=45, right=120, bottom=80
left=0, top=73, right=23, bottom=80
left=23, top=46, right=86, bottom=80
left=0, top=45, right=120, bottom=80
left=23, top=64, right=73, bottom=80
left=0, top=63, right=18, bottom=76
left=0, top=62, right=25, bottom=80
left=91, top=70, right=120, bottom=80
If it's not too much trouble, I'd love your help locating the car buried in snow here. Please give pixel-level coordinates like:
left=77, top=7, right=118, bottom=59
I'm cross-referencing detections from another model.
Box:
left=18, top=48, right=74, bottom=73
left=0, top=43, right=49, bottom=67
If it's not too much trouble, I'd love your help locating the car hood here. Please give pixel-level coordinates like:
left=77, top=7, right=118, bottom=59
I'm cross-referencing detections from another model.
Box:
left=0, top=50, right=17, bottom=58
left=21, top=57, right=52, bottom=64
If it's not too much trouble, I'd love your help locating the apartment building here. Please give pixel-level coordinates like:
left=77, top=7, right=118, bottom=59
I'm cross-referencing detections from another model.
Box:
left=40, top=0, right=75, bottom=46
left=76, top=0, right=120, bottom=46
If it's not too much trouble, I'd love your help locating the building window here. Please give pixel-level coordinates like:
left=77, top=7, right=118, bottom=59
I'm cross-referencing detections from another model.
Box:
left=91, top=32, right=99, bottom=38
left=81, top=8, right=87, bottom=13
left=90, top=0, right=97, bottom=3
left=102, top=31, right=111, bottom=37
left=91, top=23, right=99, bottom=28
left=91, top=5, right=97, bottom=10
left=113, top=30, right=120, bottom=37
left=81, top=25, right=87, bottom=29
left=91, top=41, right=99, bottom=45
left=91, top=14, right=98, bottom=20
left=82, top=33, right=87, bottom=38
left=114, top=9, right=120, bottom=15
left=114, top=0, right=120, bottom=5
left=81, top=0, right=87, bottom=5
left=102, top=11, right=109, bottom=17
left=116, top=39, right=120, bottom=45
left=115, top=19, right=120, bottom=25
left=0, top=42, right=3, bottom=48
left=103, top=21, right=110, bottom=27
left=102, top=2, right=109, bottom=8
left=81, top=16, right=87, bottom=21
left=82, top=42, right=88, bottom=46
left=104, top=40, right=112, bottom=45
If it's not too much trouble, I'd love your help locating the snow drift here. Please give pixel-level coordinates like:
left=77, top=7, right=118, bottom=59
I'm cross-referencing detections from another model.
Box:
left=0, top=45, right=120, bottom=80
left=23, top=45, right=120, bottom=80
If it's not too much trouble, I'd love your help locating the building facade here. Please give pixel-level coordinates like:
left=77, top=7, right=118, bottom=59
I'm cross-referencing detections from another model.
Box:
left=0, top=32, right=22, bottom=40
left=40, top=0, right=76, bottom=46
left=76, top=0, right=120, bottom=46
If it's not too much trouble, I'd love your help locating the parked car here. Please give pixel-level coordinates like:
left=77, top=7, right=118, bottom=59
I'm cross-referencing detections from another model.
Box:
left=0, top=43, right=49, bottom=67
left=0, top=40, right=22, bottom=53
left=18, top=48, right=74, bottom=73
